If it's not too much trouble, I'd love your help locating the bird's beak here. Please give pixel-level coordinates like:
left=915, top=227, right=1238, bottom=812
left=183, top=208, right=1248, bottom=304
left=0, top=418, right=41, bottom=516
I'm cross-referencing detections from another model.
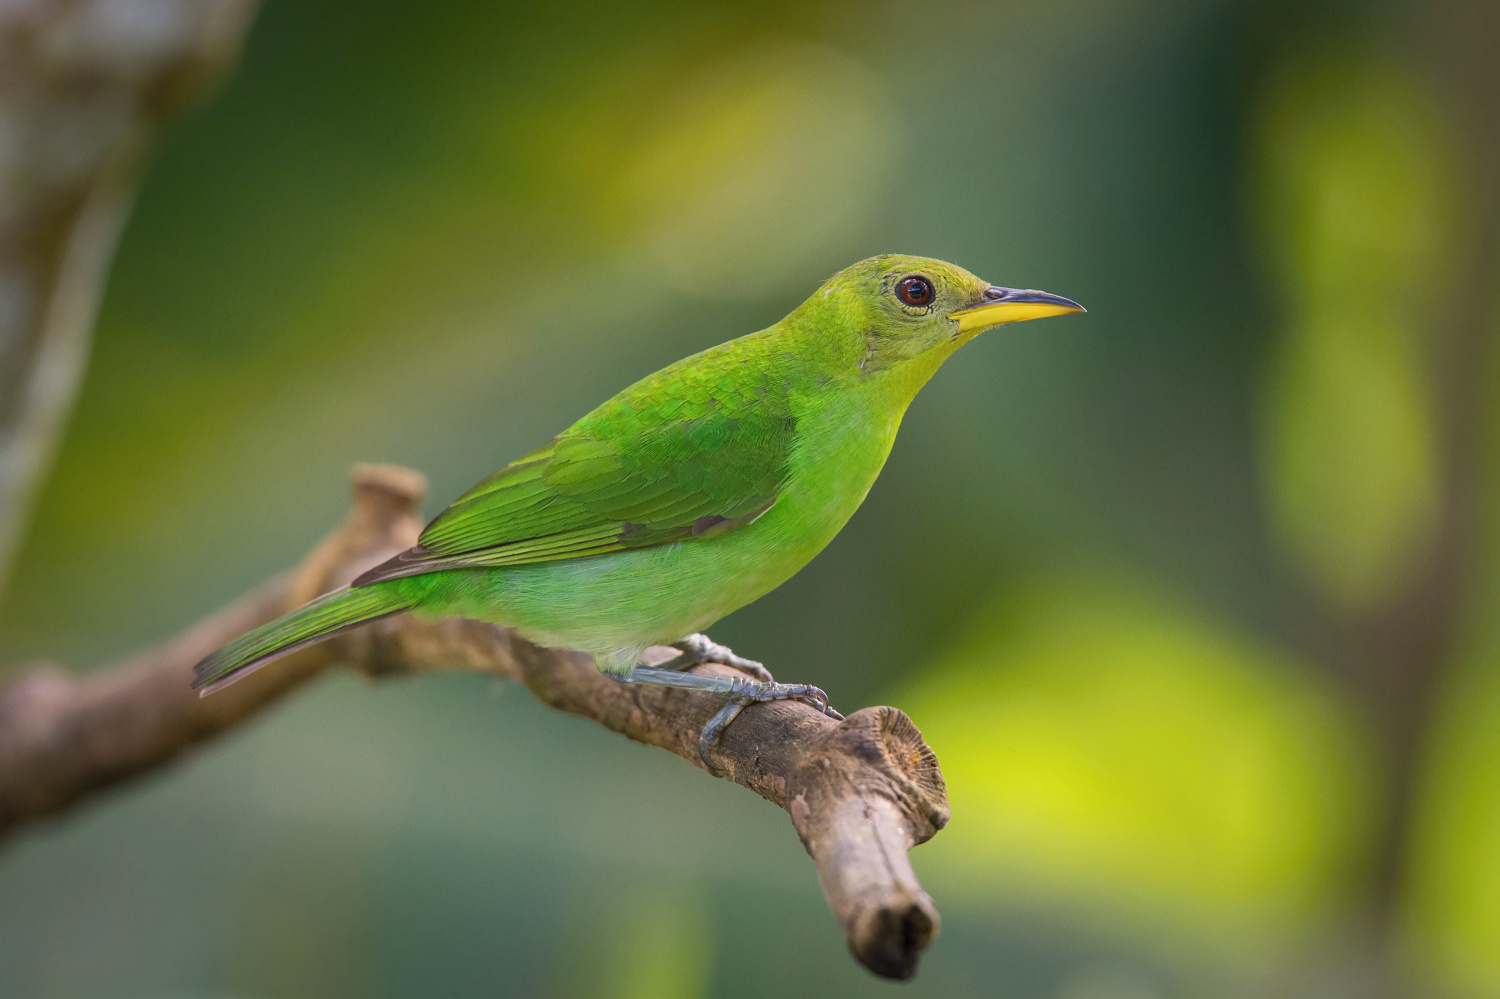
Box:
left=948, top=286, right=1086, bottom=334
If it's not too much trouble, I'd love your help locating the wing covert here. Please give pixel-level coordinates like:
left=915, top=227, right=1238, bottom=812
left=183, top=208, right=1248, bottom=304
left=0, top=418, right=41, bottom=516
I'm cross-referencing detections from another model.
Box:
left=352, top=357, right=795, bottom=587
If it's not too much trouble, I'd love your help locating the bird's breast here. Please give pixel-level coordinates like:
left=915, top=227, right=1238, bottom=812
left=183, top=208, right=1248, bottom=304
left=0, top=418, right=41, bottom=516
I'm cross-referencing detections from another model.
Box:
left=775, top=388, right=904, bottom=545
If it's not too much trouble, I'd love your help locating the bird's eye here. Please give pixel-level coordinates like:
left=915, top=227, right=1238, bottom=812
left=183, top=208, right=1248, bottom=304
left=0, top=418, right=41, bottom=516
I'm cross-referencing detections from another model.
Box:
left=896, top=275, right=935, bottom=308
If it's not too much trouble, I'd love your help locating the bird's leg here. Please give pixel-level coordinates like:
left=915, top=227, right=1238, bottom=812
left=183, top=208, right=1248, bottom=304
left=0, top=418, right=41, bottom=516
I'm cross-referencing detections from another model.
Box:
left=613, top=664, right=844, bottom=771
left=660, top=637, right=848, bottom=731
left=647, top=633, right=775, bottom=682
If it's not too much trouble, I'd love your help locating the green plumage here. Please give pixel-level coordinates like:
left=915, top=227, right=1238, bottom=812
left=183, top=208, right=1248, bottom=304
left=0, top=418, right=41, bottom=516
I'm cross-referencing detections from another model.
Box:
left=195, top=585, right=410, bottom=694
left=194, top=255, right=1082, bottom=691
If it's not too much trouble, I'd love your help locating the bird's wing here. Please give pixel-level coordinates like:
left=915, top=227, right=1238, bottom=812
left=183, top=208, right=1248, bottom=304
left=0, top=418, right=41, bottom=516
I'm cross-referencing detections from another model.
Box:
left=353, top=348, right=795, bottom=586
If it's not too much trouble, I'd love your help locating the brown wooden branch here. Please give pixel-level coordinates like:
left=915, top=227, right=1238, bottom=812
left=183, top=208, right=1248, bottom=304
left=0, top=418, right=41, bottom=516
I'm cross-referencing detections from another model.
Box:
left=0, top=464, right=949, bottom=980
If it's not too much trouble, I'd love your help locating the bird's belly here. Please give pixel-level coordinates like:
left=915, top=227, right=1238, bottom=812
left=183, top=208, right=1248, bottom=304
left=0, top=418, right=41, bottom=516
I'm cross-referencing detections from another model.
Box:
left=405, top=512, right=824, bottom=658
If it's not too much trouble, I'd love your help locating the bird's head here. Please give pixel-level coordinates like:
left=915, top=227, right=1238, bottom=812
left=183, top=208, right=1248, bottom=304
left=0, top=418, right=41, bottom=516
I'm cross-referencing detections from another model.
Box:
left=807, top=254, right=1084, bottom=377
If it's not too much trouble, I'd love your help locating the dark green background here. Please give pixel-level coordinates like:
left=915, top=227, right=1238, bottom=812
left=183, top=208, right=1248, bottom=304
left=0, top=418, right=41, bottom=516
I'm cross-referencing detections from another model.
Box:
left=5, top=0, right=1496, bottom=996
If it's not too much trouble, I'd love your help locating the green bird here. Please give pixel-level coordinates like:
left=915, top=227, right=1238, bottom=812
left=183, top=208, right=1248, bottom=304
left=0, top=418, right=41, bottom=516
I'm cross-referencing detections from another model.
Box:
left=194, top=254, right=1083, bottom=762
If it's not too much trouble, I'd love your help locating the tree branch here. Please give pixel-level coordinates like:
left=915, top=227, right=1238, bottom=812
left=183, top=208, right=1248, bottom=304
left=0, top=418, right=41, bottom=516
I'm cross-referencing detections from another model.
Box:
left=0, top=0, right=262, bottom=600
left=0, top=464, right=950, bottom=980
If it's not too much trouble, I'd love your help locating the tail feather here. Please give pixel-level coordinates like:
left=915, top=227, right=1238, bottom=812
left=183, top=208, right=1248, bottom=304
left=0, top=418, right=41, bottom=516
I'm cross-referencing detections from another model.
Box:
left=193, top=584, right=411, bottom=695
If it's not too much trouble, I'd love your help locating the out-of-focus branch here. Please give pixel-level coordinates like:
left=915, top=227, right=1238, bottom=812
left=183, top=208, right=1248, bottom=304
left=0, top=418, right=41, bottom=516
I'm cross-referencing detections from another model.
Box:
left=0, top=0, right=262, bottom=600
left=0, top=465, right=950, bottom=980
left=1314, top=0, right=1500, bottom=950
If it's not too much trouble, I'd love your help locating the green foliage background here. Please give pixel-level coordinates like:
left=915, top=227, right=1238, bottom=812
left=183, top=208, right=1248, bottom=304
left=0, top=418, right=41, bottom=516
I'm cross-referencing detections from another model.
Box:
left=3, top=0, right=1498, bottom=996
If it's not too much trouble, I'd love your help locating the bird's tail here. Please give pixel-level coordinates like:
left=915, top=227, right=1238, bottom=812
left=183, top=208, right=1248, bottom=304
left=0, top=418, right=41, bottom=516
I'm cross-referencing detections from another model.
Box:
left=192, top=583, right=412, bottom=695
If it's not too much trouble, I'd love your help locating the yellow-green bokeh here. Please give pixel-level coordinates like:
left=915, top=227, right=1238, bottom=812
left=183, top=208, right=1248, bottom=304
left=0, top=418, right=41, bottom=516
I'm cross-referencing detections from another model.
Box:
left=2, top=1, right=1496, bottom=996
left=901, top=573, right=1370, bottom=950
left=572, top=888, right=712, bottom=999
left=1254, top=54, right=1456, bottom=610
left=1409, top=644, right=1500, bottom=995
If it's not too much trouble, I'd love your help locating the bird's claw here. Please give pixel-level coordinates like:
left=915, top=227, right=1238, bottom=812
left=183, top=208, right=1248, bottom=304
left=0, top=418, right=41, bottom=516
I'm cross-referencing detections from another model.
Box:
left=666, top=633, right=774, bottom=682
left=621, top=637, right=842, bottom=773
left=697, top=676, right=843, bottom=772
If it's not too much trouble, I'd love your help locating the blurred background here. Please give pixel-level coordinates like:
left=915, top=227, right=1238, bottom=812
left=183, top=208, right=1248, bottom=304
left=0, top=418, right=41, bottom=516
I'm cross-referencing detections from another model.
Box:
left=1, top=0, right=1497, bottom=996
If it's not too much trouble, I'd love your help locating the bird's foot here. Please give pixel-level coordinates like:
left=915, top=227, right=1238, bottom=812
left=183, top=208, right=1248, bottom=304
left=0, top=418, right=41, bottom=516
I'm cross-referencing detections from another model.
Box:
left=613, top=665, right=843, bottom=772
left=657, top=633, right=773, bottom=682
left=697, top=679, right=845, bottom=771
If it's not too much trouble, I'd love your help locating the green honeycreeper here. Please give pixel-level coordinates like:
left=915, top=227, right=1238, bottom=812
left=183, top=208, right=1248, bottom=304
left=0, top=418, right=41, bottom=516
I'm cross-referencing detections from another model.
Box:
left=194, top=255, right=1083, bottom=762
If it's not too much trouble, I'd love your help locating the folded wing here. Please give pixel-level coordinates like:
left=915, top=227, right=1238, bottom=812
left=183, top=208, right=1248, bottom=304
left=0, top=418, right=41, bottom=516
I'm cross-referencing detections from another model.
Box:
left=353, top=352, right=795, bottom=586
